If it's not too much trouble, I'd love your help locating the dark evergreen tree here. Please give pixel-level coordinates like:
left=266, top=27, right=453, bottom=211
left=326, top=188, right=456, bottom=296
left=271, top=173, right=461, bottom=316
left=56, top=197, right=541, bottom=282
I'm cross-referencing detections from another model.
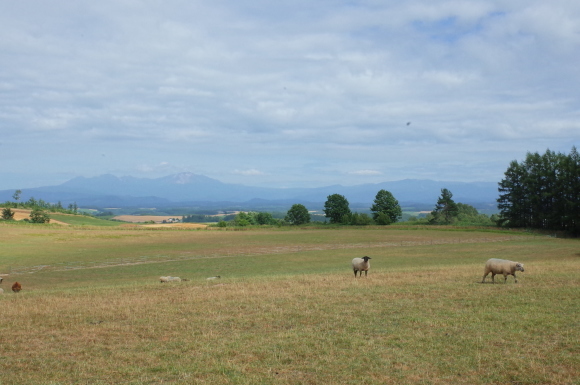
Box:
left=498, top=160, right=529, bottom=227
left=497, top=147, right=580, bottom=235
left=562, top=147, right=580, bottom=235
left=430, top=188, right=458, bottom=224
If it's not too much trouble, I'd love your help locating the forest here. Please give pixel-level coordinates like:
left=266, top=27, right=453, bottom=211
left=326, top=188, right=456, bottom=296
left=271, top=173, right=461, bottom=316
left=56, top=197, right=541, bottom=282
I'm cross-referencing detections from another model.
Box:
left=498, top=147, right=580, bottom=235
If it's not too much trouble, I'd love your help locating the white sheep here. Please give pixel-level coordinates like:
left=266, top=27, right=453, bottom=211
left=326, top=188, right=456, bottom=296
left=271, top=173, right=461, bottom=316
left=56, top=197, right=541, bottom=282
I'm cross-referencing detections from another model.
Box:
left=482, top=258, right=525, bottom=284
left=159, top=276, right=182, bottom=283
left=0, top=288, right=3, bottom=294
left=352, top=256, right=372, bottom=277
left=206, top=276, right=221, bottom=280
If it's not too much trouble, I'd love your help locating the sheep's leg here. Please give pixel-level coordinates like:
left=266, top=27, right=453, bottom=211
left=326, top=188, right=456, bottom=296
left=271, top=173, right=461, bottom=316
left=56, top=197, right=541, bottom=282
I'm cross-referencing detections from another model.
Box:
left=353, top=270, right=358, bottom=277
left=482, top=272, right=489, bottom=283
left=503, top=274, right=508, bottom=283
left=491, top=273, right=496, bottom=283
left=364, top=270, right=368, bottom=277
left=513, top=274, right=518, bottom=283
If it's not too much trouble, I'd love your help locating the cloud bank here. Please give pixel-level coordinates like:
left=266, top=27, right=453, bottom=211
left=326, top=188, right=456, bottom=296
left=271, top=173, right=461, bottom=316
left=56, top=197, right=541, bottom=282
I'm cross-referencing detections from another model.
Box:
left=0, top=0, right=578, bottom=189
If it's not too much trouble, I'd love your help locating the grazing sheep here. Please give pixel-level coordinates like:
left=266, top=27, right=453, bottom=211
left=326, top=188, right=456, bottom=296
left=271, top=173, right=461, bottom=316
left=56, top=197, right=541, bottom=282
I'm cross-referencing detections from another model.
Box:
left=482, top=258, right=525, bottom=284
left=206, top=276, right=221, bottom=280
left=159, top=276, right=181, bottom=283
left=12, top=282, right=22, bottom=292
left=352, top=256, right=372, bottom=277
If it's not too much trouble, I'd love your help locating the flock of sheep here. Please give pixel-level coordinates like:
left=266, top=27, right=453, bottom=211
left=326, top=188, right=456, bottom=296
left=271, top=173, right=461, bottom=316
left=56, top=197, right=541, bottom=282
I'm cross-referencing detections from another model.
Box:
left=159, top=257, right=526, bottom=285
left=351, top=256, right=524, bottom=283
left=0, top=258, right=525, bottom=295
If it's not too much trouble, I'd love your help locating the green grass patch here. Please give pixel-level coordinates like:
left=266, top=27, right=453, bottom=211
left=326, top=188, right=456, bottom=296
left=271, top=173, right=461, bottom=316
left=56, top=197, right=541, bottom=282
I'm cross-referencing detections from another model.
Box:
left=0, top=226, right=578, bottom=384
left=49, top=213, right=124, bottom=226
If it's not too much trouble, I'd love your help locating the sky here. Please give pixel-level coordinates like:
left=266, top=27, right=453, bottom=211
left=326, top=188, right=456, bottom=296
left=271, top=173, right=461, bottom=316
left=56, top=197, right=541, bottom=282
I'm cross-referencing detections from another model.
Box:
left=1, top=0, right=579, bottom=190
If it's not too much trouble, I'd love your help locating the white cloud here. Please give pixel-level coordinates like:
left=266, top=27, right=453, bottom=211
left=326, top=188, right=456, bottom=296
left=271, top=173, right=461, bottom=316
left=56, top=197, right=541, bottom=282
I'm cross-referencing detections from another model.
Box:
left=348, top=170, right=383, bottom=176
left=233, top=169, right=265, bottom=176
left=0, top=0, right=578, bottom=189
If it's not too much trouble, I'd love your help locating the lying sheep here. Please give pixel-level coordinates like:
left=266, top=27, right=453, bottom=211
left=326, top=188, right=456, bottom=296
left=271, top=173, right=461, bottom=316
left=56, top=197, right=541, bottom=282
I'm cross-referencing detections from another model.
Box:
left=482, top=258, right=525, bottom=284
left=159, top=276, right=181, bottom=283
left=352, top=256, right=372, bottom=277
left=206, top=276, right=221, bottom=280
left=12, top=282, right=22, bottom=292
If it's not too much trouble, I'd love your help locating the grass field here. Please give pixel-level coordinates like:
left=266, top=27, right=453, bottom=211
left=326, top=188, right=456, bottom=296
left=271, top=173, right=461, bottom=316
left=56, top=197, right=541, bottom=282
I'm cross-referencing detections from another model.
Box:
left=0, top=223, right=578, bottom=384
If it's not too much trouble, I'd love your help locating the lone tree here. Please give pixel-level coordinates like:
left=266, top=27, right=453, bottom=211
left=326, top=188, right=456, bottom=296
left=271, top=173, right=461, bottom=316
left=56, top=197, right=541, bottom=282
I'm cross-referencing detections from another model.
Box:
left=1, top=207, right=15, bottom=220
left=430, top=188, right=458, bottom=224
left=323, top=194, right=351, bottom=224
left=370, top=189, right=402, bottom=225
left=285, top=204, right=311, bottom=225
left=29, top=208, right=50, bottom=224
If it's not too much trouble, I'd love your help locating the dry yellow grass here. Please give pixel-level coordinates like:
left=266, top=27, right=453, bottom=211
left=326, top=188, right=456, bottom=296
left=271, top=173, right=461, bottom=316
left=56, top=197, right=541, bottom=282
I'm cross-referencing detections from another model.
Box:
left=10, top=209, right=69, bottom=225
left=1, top=263, right=578, bottom=385
left=0, top=225, right=578, bottom=384
left=141, top=223, right=208, bottom=229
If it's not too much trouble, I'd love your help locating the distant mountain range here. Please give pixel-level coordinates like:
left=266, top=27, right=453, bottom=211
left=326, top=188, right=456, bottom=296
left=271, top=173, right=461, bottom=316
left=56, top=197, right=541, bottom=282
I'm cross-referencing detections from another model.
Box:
left=0, top=173, right=500, bottom=210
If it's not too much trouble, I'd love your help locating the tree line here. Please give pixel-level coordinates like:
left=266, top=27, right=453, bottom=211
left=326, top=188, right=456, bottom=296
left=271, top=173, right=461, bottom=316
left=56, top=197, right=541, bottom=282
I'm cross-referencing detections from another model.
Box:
left=497, top=147, right=579, bottom=235
left=1, top=190, right=81, bottom=223
left=4, top=148, right=576, bottom=234
left=225, top=147, right=579, bottom=233
left=280, top=188, right=492, bottom=226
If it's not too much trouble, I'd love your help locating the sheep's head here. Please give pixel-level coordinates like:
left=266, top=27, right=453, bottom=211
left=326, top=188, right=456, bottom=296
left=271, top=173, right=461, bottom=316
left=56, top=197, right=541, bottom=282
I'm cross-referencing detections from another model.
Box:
left=515, top=263, right=524, bottom=272
left=362, top=256, right=371, bottom=262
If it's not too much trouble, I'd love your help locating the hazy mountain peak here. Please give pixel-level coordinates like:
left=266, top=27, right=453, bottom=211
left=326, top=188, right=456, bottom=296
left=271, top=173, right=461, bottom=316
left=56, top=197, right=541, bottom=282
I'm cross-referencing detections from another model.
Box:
left=158, top=172, right=223, bottom=185
left=172, top=172, right=196, bottom=184
left=0, top=173, right=500, bottom=208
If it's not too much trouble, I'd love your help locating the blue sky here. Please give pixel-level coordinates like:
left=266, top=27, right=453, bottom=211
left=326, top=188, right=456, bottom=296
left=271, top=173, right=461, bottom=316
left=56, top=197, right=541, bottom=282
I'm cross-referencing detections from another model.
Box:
left=1, top=0, right=578, bottom=190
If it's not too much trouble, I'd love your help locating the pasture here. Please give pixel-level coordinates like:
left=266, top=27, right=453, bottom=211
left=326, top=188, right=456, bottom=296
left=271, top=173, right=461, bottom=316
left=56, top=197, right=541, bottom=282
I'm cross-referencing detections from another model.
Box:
left=0, top=224, right=578, bottom=384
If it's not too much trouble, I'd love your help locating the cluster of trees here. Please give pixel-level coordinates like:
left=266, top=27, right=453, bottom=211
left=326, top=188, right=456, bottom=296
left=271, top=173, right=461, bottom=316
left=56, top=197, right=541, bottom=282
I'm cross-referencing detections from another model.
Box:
left=424, top=190, right=496, bottom=226
left=497, top=147, right=579, bottom=235
left=320, top=190, right=402, bottom=226
left=2, top=190, right=79, bottom=213
left=232, top=211, right=280, bottom=226
left=225, top=188, right=494, bottom=227
left=182, top=214, right=235, bottom=223
left=1, top=205, right=52, bottom=223
left=1, top=190, right=84, bottom=224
